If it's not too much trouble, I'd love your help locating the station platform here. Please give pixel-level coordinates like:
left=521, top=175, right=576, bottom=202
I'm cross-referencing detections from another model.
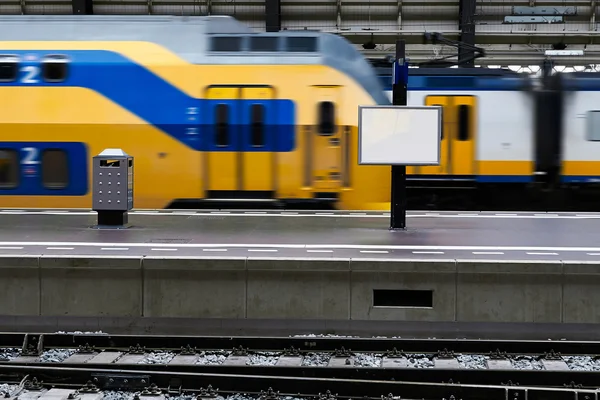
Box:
left=0, top=208, right=599, bottom=331
left=0, top=208, right=598, bottom=260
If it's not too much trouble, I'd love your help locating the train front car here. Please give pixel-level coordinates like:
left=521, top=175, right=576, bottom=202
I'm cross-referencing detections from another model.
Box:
left=0, top=15, right=392, bottom=210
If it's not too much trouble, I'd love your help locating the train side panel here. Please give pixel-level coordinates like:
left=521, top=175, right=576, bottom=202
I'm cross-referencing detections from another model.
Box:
left=561, top=90, right=600, bottom=183
left=405, top=89, right=534, bottom=183
left=0, top=43, right=389, bottom=210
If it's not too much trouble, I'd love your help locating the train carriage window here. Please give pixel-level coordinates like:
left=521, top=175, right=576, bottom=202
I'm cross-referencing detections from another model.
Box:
left=42, top=55, right=69, bottom=83
left=0, top=149, right=18, bottom=189
left=250, top=104, right=265, bottom=147
left=318, top=101, right=335, bottom=135
left=215, top=104, right=230, bottom=147
left=287, top=37, right=317, bottom=52
left=250, top=37, right=278, bottom=52
left=586, top=110, right=600, bottom=141
left=0, top=55, right=19, bottom=82
left=457, top=104, right=471, bottom=141
left=211, top=37, right=242, bottom=52
left=42, top=149, right=68, bottom=189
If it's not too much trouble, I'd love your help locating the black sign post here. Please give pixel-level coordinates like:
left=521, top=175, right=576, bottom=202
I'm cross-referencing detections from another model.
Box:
left=390, top=39, right=409, bottom=231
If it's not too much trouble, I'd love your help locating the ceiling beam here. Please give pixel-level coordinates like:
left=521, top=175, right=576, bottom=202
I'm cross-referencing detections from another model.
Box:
left=265, top=0, right=281, bottom=32
left=458, top=0, right=476, bottom=67
left=72, top=0, right=93, bottom=14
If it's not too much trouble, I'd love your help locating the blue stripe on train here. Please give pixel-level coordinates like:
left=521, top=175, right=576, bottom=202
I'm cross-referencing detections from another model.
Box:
left=0, top=50, right=296, bottom=152
left=561, top=176, right=600, bottom=183
left=0, top=142, right=88, bottom=195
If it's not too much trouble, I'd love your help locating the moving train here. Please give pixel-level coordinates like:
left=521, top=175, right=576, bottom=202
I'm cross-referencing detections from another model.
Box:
left=0, top=15, right=392, bottom=210
left=1, top=15, right=599, bottom=210
left=374, top=61, right=600, bottom=209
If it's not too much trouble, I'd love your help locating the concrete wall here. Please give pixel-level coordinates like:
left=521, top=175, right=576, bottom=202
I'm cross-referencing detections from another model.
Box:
left=1, top=255, right=598, bottom=323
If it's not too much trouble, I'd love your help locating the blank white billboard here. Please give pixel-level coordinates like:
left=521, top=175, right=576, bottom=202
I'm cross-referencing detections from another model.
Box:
left=358, top=105, right=442, bottom=166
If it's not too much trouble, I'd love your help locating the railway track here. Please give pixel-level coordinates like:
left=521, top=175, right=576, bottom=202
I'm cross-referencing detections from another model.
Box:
left=0, top=363, right=596, bottom=400
left=1, top=333, right=600, bottom=389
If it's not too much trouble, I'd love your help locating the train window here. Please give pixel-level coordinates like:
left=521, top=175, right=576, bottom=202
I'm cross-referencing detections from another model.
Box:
left=287, top=37, right=317, bottom=52
left=250, top=37, right=278, bottom=52
left=42, top=149, right=69, bottom=189
left=42, top=55, right=69, bottom=82
left=210, top=36, right=242, bottom=52
left=215, top=104, right=229, bottom=147
left=0, top=149, right=18, bottom=189
left=457, top=104, right=470, bottom=141
left=0, top=55, right=18, bottom=82
left=318, top=101, right=335, bottom=135
left=432, top=104, right=444, bottom=140
left=250, top=104, right=265, bottom=147
left=586, top=110, right=600, bottom=141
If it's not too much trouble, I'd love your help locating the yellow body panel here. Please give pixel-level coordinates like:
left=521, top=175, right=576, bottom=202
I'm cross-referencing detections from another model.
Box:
left=241, top=87, right=274, bottom=192
left=562, top=161, right=600, bottom=177
left=0, top=41, right=392, bottom=210
left=309, top=86, right=342, bottom=191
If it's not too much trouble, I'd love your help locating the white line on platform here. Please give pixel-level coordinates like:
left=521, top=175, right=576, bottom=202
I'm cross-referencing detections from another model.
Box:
left=307, top=250, right=334, bottom=253
left=248, top=249, right=278, bottom=252
left=3, top=242, right=600, bottom=253
left=360, top=250, right=389, bottom=254
left=151, top=248, right=177, bottom=251
left=0, top=247, right=23, bottom=250
left=526, top=252, right=559, bottom=256
left=46, top=247, right=74, bottom=250
left=472, top=251, right=505, bottom=255
left=203, top=249, right=227, bottom=252
left=413, top=251, right=445, bottom=254
left=1, top=211, right=600, bottom=220
left=100, top=248, right=129, bottom=251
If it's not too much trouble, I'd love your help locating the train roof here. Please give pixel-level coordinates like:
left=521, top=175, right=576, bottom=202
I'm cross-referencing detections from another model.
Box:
left=0, top=15, right=389, bottom=105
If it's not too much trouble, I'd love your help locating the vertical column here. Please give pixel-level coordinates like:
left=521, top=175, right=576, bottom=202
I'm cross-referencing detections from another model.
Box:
left=458, top=0, right=476, bottom=67
left=72, top=0, right=93, bottom=14
left=265, top=0, right=281, bottom=32
left=390, top=40, right=408, bottom=231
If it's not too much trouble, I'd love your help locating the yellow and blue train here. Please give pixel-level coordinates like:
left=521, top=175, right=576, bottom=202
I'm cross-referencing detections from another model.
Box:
left=2, top=14, right=600, bottom=211
left=0, top=15, right=393, bottom=210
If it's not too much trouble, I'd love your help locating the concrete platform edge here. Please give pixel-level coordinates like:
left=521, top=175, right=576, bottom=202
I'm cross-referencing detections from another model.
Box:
left=1, top=255, right=598, bottom=324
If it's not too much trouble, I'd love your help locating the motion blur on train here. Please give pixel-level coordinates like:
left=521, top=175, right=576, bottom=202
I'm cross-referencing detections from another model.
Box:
left=0, top=15, right=599, bottom=211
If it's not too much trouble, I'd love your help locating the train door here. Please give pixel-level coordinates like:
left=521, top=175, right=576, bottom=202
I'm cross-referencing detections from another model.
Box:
left=309, top=86, right=343, bottom=190
left=450, top=96, right=476, bottom=176
left=420, top=96, right=451, bottom=175
left=419, top=95, right=477, bottom=176
left=240, top=86, right=275, bottom=192
left=205, top=86, right=239, bottom=191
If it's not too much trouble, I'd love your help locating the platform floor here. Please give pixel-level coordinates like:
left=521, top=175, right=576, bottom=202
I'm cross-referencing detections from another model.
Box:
left=0, top=209, right=598, bottom=261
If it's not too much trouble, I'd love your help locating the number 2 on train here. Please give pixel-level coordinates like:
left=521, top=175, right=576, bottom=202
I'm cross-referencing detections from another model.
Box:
left=20, top=66, right=40, bottom=84
left=21, top=147, right=39, bottom=165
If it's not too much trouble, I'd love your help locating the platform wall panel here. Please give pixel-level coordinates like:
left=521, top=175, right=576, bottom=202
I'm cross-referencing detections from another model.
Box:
left=349, top=259, right=457, bottom=321
left=39, top=256, right=143, bottom=317
left=142, top=257, right=247, bottom=318
left=456, top=260, right=564, bottom=323
left=0, top=256, right=40, bottom=316
left=246, top=258, right=351, bottom=319
left=562, top=261, right=600, bottom=324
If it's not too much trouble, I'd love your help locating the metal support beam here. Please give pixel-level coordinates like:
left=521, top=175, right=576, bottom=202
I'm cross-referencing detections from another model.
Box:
left=265, top=0, right=281, bottom=32
left=72, top=0, right=93, bottom=14
left=458, top=0, right=476, bottom=67
left=390, top=39, right=408, bottom=231
left=337, top=0, right=342, bottom=29
left=592, top=0, right=597, bottom=31
left=397, top=0, right=402, bottom=30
